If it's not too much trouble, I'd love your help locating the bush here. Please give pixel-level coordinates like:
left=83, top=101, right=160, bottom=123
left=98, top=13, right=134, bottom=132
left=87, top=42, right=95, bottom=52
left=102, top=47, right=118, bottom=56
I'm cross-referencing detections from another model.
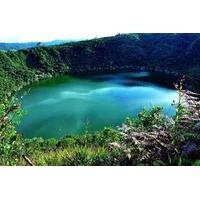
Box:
left=125, top=106, right=165, bottom=131
left=0, top=96, right=25, bottom=165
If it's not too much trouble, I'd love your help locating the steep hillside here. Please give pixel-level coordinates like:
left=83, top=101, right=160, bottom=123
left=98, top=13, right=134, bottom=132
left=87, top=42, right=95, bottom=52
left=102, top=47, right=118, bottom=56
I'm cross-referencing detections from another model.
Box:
left=0, top=33, right=200, bottom=98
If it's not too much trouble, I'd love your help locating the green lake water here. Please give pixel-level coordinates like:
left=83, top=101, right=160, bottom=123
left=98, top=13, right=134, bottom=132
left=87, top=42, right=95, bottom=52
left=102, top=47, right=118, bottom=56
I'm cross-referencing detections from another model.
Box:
left=17, top=71, right=178, bottom=138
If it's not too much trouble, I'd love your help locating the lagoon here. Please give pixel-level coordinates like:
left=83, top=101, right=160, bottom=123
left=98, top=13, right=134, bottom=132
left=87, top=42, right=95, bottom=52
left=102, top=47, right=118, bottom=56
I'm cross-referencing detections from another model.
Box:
left=17, top=71, right=178, bottom=138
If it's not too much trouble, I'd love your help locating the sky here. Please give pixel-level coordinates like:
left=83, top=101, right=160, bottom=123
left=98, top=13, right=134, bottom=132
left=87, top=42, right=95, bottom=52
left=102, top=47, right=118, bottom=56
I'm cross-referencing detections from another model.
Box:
left=0, top=0, right=199, bottom=42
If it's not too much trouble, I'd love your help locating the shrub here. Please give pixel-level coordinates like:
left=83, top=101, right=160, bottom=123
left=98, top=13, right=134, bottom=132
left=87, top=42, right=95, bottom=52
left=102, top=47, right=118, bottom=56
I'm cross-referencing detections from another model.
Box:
left=0, top=96, right=25, bottom=165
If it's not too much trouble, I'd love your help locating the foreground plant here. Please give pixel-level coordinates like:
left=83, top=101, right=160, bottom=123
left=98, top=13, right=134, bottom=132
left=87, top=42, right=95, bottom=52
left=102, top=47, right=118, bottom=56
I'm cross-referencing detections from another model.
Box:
left=113, top=80, right=200, bottom=166
left=0, top=96, right=25, bottom=165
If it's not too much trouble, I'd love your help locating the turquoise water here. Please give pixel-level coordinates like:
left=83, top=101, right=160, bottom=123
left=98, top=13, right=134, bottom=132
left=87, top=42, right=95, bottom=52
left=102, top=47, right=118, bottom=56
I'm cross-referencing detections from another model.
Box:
left=17, top=72, right=178, bottom=138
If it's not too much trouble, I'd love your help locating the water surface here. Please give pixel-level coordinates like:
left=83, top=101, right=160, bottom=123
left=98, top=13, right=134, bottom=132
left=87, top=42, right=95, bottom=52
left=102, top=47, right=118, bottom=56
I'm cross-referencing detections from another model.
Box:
left=17, top=72, right=178, bottom=138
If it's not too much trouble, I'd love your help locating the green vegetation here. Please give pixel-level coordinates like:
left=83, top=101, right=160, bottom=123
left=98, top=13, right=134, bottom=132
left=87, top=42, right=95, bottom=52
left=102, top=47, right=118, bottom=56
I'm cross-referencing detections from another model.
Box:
left=0, top=33, right=200, bottom=165
left=0, top=83, right=200, bottom=165
left=0, top=33, right=200, bottom=99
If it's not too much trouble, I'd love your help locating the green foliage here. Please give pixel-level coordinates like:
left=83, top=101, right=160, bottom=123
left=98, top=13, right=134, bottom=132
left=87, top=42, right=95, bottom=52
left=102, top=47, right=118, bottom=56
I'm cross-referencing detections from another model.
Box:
left=0, top=97, right=25, bottom=165
left=18, top=127, right=123, bottom=166
left=173, top=81, right=191, bottom=129
left=28, top=147, right=122, bottom=166
left=193, top=160, right=200, bottom=166
left=125, top=106, right=165, bottom=131
left=137, top=106, right=165, bottom=130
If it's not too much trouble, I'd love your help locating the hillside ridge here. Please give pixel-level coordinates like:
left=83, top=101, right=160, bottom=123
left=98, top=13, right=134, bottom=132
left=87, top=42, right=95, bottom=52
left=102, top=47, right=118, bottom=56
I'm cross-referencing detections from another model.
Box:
left=0, top=33, right=200, bottom=98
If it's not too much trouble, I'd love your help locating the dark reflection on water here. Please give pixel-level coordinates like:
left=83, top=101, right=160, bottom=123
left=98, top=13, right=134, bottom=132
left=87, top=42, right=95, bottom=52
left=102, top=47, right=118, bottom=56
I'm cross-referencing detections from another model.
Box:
left=90, top=71, right=176, bottom=88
